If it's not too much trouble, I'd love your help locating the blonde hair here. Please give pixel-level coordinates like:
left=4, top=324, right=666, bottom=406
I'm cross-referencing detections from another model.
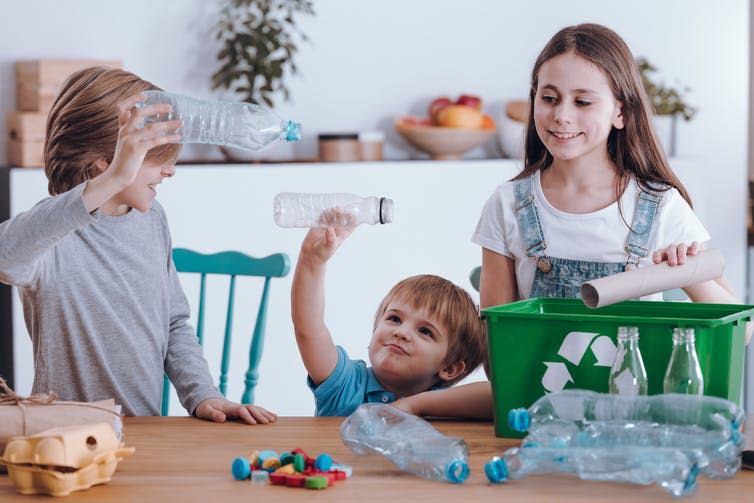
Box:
left=44, top=67, right=180, bottom=195
left=517, top=23, right=692, bottom=207
left=373, top=274, right=487, bottom=387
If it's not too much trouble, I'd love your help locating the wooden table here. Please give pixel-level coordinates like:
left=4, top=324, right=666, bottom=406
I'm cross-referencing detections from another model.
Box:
left=1, top=416, right=751, bottom=502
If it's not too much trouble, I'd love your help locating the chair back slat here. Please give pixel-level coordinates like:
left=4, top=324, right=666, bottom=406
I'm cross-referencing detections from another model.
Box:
left=242, top=277, right=271, bottom=404
left=219, top=275, right=236, bottom=397
left=161, top=248, right=290, bottom=416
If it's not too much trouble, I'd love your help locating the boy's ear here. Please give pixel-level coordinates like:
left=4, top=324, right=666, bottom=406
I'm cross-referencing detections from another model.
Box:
left=438, top=360, right=466, bottom=383
left=94, top=159, right=109, bottom=173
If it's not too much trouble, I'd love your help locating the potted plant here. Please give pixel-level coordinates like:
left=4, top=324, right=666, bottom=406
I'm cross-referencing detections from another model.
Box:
left=636, top=57, right=697, bottom=157
left=211, top=0, right=314, bottom=159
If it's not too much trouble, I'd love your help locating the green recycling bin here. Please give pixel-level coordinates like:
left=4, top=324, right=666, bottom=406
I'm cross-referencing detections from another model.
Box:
left=482, top=298, right=753, bottom=438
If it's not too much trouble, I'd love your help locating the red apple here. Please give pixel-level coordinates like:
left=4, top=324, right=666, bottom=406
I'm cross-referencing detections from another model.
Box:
left=428, top=97, right=453, bottom=124
left=456, top=94, right=482, bottom=110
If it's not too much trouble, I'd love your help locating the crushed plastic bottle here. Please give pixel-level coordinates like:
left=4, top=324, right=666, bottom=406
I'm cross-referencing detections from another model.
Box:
left=274, top=192, right=394, bottom=228
left=485, top=445, right=702, bottom=497
left=340, top=403, right=469, bottom=483
left=137, top=90, right=301, bottom=150
left=509, top=390, right=745, bottom=479
left=508, top=389, right=744, bottom=436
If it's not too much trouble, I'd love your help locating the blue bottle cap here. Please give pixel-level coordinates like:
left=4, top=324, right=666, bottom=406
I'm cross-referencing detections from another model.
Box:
left=286, top=121, right=302, bottom=142
left=314, top=453, right=333, bottom=472
left=484, top=456, right=508, bottom=483
left=445, top=459, right=469, bottom=483
left=508, top=408, right=530, bottom=432
left=232, top=456, right=251, bottom=480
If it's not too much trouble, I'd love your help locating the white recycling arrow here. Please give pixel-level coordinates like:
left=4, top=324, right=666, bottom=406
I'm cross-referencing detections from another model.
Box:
left=541, top=361, right=574, bottom=392
left=557, top=332, right=600, bottom=366
left=590, top=336, right=618, bottom=367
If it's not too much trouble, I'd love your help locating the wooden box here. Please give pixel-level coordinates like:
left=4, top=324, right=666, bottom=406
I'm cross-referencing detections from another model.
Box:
left=15, top=59, right=123, bottom=112
left=7, top=139, right=44, bottom=167
left=7, top=111, right=47, bottom=142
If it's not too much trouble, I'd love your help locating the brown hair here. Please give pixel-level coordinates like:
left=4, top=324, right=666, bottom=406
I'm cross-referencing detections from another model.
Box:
left=516, top=23, right=692, bottom=207
left=44, top=67, right=180, bottom=195
left=373, top=274, right=487, bottom=387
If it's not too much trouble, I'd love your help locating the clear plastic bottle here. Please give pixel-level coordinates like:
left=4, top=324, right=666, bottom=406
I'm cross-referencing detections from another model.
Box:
left=137, top=90, right=301, bottom=150
left=522, top=418, right=743, bottom=479
left=485, top=445, right=702, bottom=497
left=273, top=192, right=394, bottom=228
left=508, top=390, right=744, bottom=436
left=663, top=328, right=704, bottom=395
left=340, top=403, right=469, bottom=483
left=608, top=326, right=648, bottom=395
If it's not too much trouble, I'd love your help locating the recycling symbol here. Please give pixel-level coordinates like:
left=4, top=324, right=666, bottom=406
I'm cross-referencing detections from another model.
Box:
left=541, top=331, right=617, bottom=392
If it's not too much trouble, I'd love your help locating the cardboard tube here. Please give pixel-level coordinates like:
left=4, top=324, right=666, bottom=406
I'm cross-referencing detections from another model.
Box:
left=580, top=249, right=725, bottom=309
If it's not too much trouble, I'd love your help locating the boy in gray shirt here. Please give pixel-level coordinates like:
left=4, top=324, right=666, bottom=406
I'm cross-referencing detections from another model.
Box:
left=0, top=67, right=276, bottom=423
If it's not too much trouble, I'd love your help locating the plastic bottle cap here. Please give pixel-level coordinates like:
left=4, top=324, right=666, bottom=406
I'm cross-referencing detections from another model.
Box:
left=379, top=198, right=394, bottom=224
left=286, top=121, right=302, bottom=142
left=231, top=457, right=251, bottom=480
left=314, top=453, right=333, bottom=472
left=508, top=408, right=530, bottom=432
left=304, top=475, right=329, bottom=489
left=445, top=459, right=469, bottom=483
left=484, top=456, right=508, bottom=483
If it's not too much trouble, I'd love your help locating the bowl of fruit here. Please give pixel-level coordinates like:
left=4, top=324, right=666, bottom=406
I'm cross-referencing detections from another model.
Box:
left=395, top=95, right=496, bottom=160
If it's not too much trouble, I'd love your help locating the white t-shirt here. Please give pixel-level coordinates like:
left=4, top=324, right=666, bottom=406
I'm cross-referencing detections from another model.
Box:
left=471, top=170, right=711, bottom=300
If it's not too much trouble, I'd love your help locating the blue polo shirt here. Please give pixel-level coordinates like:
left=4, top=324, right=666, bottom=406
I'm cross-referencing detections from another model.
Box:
left=307, top=345, right=395, bottom=416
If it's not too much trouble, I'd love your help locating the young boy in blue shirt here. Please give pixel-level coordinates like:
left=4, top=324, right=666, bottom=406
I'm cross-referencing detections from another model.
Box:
left=291, top=225, right=487, bottom=416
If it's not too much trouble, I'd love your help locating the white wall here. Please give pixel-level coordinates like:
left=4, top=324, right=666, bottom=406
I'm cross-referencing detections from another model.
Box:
left=2, top=1, right=751, bottom=410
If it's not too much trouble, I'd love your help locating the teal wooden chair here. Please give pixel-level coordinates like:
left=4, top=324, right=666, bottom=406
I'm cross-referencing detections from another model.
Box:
left=162, top=248, right=291, bottom=416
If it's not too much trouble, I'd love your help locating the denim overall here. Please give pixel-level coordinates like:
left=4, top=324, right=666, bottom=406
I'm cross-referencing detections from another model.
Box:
left=514, top=174, right=662, bottom=299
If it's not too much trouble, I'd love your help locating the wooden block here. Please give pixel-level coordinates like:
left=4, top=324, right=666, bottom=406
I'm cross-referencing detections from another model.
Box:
left=15, top=59, right=123, bottom=112
left=7, top=138, right=44, bottom=167
left=6, top=111, right=47, bottom=142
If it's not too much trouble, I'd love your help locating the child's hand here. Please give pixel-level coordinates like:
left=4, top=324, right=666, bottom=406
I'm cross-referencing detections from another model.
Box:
left=106, top=93, right=183, bottom=187
left=195, top=397, right=277, bottom=425
left=299, top=216, right=355, bottom=264
left=391, top=396, right=422, bottom=416
left=652, top=241, right=702, bottom=266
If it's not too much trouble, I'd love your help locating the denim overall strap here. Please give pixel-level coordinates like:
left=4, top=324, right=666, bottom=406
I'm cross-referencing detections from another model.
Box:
left=624, top=184, right=663, bottom=268
left=513, top=175, right=547, bottom=258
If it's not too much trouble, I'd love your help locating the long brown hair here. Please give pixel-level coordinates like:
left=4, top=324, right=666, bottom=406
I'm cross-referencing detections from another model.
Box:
left=45, top=67, right=180, bottom=195
left=515, top=23, right=692, bottom=206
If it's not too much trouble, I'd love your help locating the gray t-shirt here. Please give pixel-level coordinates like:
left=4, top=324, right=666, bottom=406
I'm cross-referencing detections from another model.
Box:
left=0, top=182, right=222, bottom=415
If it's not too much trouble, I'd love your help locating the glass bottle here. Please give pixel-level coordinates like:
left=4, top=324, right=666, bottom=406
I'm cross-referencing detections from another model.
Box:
left=273, top=192, right=394, bottom=228
left=608, top=326, right=648, bottom=395
left=663, top=328, right=704, bottom=395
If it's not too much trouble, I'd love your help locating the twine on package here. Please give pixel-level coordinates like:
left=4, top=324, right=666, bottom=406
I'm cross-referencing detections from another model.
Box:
left=0, top=377, right=121, bottom=437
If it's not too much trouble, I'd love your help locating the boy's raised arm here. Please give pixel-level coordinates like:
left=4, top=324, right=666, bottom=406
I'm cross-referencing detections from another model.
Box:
left=291, top=226, right=354, bottom=385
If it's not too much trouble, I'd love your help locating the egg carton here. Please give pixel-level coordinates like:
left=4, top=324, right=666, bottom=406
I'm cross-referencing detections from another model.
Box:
left=0, top=422, right=134, bottom=496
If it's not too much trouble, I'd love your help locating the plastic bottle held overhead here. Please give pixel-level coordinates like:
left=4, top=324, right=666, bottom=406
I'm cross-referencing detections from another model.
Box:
left=273, top=192, right=394, bottom=228
left=663, top=328, right=704, bottom=395
left=485, top=445, right=702, bottom=497
left=137, top=90, right=301, bottom=150
left=340, top=403, right=469, bottom=483
left=608, top=326, right=648, bottom=396
left=508, top=390, right=744, bottom=435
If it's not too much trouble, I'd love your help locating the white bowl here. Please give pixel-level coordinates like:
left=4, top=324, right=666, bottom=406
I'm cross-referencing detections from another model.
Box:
left=496, top=113, right=526, bottom=159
